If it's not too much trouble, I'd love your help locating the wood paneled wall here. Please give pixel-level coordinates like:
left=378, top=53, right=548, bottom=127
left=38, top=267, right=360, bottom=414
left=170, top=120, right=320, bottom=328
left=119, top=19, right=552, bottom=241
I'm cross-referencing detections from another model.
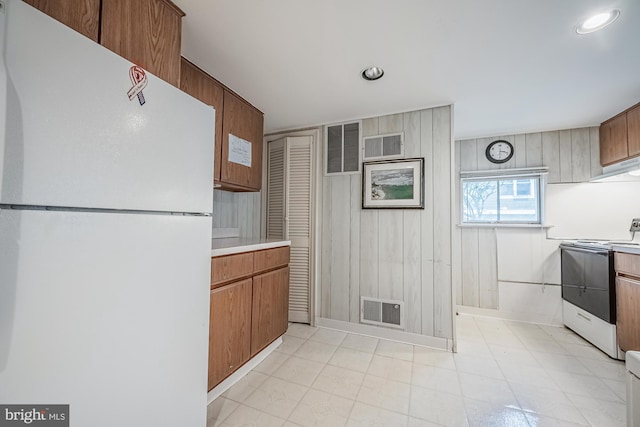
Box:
left=454, top=127, right=601, bottom=309
left=212, top=189, right=261, bottom=238
left=320, top=106, right=454, bottom=340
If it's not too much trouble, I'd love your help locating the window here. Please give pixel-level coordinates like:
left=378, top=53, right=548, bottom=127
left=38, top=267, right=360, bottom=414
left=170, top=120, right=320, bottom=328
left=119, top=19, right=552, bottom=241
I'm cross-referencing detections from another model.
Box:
left=325, top=121, right=360, bottom=174
left=461, top=169, right=547, bottom=224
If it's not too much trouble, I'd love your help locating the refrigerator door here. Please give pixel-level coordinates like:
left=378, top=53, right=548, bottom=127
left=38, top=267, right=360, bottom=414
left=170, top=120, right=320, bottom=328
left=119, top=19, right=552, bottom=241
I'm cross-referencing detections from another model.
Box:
left=0, top=0, right=213, bottom=213
left=0, top=208, right=211, bottom=426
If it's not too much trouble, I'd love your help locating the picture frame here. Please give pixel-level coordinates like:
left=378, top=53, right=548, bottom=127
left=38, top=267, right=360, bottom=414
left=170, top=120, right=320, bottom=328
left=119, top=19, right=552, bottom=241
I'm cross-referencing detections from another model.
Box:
left=362, top=158, right=425, bottom=209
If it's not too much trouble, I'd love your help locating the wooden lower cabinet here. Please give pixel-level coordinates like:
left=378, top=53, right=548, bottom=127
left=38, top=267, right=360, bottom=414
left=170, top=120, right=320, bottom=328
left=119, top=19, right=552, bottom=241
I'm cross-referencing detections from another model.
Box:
left=251, top=267, right=290, bottom=355
left=208, top=246, right=290, bottom=391
left=616, top=276, right=640, bottom=352
left=208, top=278, right=252, bottom=391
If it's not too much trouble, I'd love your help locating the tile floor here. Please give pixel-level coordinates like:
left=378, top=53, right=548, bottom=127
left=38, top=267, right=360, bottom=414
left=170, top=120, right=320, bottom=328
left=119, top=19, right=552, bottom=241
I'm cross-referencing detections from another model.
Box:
left=207, top=314, right=628, bottom=426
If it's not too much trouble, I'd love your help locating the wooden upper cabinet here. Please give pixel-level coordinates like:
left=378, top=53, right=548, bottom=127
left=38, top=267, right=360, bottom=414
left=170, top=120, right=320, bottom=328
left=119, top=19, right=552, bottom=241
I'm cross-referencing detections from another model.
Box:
left=600, top=113, right=628, bottom=166
left=100, top=0, right=184, bottom=86
left=22, top=0, right=101, bottom=41
left=221, top=90, right=264, bottom=191
left=628, top=104, right=640, bottom=158
left=180, top=58, right=224, bottom=182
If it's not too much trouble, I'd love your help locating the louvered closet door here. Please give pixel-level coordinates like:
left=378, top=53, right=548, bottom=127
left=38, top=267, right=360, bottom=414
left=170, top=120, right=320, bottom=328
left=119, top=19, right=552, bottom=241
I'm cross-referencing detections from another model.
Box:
left=266, top=136, right=313, bottom=324
left=267, top=139, right=286, bottom=240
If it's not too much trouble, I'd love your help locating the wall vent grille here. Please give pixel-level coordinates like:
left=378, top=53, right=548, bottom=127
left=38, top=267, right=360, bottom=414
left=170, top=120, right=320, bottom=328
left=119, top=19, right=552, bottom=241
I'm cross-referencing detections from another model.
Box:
left=363, top=132, right=404, bottom=160
left=360, top=297, right=404, bottom=329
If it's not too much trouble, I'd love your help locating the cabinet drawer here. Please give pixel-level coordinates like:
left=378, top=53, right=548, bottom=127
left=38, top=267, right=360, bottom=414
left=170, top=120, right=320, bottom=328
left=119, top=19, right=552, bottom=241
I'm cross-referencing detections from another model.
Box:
left=211, top=252, right=254, bottom=286
left=253, top=246, right=290, bottom=274
left=615, top=252, right=640, bottom=277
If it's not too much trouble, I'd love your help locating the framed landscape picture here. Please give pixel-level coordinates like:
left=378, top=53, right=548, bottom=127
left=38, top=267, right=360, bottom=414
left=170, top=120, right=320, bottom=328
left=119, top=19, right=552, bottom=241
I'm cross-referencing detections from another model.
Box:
left=362, top=158, right=424, bottom=209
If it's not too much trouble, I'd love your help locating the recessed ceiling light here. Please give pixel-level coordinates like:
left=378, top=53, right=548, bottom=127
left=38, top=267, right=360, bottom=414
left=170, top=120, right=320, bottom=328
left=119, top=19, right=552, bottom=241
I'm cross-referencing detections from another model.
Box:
left=361, top=66, right=384, bottom=81
left=576, top=9, right=620, bottom=34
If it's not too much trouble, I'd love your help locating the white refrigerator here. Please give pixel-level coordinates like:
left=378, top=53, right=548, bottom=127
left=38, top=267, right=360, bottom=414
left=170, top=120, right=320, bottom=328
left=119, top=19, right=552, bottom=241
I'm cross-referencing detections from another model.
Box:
left=0, top=1, right=214, bottom=426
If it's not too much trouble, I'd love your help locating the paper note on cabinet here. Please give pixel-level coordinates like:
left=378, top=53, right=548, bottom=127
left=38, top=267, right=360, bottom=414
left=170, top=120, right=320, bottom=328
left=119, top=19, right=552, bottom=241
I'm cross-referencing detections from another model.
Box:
left=228, top=134, right=252, bottom=167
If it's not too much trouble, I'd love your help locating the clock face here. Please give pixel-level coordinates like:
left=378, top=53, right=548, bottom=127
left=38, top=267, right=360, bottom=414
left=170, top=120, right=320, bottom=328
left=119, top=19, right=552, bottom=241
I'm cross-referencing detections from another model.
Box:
left=486, top=140, right=514, bottom=164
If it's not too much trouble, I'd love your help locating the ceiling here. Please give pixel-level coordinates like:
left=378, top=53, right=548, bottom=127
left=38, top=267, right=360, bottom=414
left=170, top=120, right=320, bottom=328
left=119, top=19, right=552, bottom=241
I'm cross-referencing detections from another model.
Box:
left=175, top=0, right=640, bottom=140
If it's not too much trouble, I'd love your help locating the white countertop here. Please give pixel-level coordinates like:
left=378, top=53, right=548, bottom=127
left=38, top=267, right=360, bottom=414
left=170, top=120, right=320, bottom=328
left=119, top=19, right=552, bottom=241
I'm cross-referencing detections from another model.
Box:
left=211, top=238, right=291, bottom=257
left=612, top=244, right=640, bottom=255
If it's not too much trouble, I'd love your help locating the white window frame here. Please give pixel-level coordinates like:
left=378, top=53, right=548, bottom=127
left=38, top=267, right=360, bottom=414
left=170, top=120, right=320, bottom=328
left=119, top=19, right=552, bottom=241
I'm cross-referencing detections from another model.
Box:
left=324, top=120, right=362, bottom=176
left=459, top=167, right=548, bottom=226
left=362, top=132, right=405, bottom=161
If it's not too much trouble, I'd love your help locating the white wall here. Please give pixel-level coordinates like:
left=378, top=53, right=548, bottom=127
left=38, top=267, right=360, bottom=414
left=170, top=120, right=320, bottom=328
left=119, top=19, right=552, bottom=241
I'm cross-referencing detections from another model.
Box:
left=211, top=190, right=261, bottom=238
left=453, top=126, right=634, bottom=325
left=319, top=106, right=454, bottom=343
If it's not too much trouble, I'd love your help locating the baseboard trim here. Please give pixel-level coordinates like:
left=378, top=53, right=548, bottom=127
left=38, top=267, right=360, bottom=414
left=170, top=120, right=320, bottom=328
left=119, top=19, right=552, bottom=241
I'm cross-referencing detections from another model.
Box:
left=315, top=317, right=452, bottom=351
left=456, top=305, right=563, bottom=327
left=206, top=337, right=282, bottom=404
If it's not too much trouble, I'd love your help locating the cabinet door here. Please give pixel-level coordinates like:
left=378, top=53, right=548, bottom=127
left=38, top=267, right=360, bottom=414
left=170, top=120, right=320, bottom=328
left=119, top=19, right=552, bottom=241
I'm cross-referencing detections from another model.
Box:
left=100, top=0, right=184, bottom=86
left=23, top=0, right=100, bottom=41
left=180, top=58, right=225, bottom=182
left=628, top=104, right=640, bottom=159
left=221, top=90, right=264, bottom=191
left=251, top=267, right=289, bottom=355
left=209, top=278, right=252, bottom=390
left=617, top=276, right=640, bottom=352
left=600, top=114, right=628, bottom=166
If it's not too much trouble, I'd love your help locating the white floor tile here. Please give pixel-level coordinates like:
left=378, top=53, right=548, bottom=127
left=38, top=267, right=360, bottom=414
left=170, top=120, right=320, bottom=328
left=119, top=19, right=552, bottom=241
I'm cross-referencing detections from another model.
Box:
left=510, top=383, right=588, bottom=425
left=222, top=371, right=269, bottom=403
left=347, top=402, right=409, bottom=427
left=567, top=394, right=627, bottom=427
left=218, top=404, right=287, bottom=427
left=413, top=346, right=456, bottom=370
left=273, top=356, right=325, bottom=387
left=464, top=398, right=529, bottom=427
left=309, top=328, right=347, bottom=346
left=294, top=339, right=338, bottom=364
left=498, top=359, right=561, bottom=390
left=367, top=354, right=413, bottom=383
left=523, top=412, right=590, bottom=426
left=310, top=365, right=365, bottom=400
left=207, top=397, right=238, bottom=427
left=340, top=333, right=379, bottom=353
left=454, top=353, right=504, bottom=380
left=276, top=335, right=306, bottom=355
left=328, top=347, right=373, bottom=372
left=286, top=323, right=318, bottom=339
left=530, top=352, right=591, bottom=376
left=411, top=363, right=462, bottom=395
left=288, top=389, right=353, bottom=427
left=409, top=386, right=469, bottom=427
left=243, top=377, right=308, bottom=419
left=356, top=374, right=411, bottom=414
left=375, top=340, right=414, bottom=361
left=488, top=343, right=541, bottom=368
left=208, top=314, right=629, bottom=427
left=458, top=372, right=519, bottom=407
left=253, top=351, right=290, bottom=376
left=551, top=371, right=623, bottom=403
left=577, top=356, right=627, bottom=381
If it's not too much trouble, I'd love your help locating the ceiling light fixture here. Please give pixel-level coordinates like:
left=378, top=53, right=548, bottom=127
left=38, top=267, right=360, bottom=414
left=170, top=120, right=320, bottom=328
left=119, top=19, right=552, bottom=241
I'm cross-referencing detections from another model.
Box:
left=361, top=66, right=384, bottom=81
left=576, top=9, right=620, bottom=34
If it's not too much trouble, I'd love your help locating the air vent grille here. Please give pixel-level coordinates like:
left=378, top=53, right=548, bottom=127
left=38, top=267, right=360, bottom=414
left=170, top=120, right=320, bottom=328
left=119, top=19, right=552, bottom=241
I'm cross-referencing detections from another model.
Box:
left=360, top=297, right=404, bottom=329
left=363, top=133, right=404, bottom=160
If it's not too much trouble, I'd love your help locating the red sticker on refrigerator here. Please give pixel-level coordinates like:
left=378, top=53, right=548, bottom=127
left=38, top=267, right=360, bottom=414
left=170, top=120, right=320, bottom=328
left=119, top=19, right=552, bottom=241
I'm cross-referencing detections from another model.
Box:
left=127, top=65, right=147, bottom=105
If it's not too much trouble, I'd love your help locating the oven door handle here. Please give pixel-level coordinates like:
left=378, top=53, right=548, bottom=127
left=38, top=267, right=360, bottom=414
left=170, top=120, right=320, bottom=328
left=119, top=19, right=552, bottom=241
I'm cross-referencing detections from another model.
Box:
left=560, top=246, right=610, bottom=255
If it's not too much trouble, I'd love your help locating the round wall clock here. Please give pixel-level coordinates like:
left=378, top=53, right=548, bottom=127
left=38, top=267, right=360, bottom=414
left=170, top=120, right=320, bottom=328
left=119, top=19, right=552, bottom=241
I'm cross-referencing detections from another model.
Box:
left=485, top=140, right=514, bottom=164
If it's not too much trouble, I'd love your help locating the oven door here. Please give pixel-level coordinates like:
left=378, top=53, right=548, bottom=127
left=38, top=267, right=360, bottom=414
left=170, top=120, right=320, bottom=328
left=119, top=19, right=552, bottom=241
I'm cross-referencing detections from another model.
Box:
left=560, top=245, right=615, bottom=323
